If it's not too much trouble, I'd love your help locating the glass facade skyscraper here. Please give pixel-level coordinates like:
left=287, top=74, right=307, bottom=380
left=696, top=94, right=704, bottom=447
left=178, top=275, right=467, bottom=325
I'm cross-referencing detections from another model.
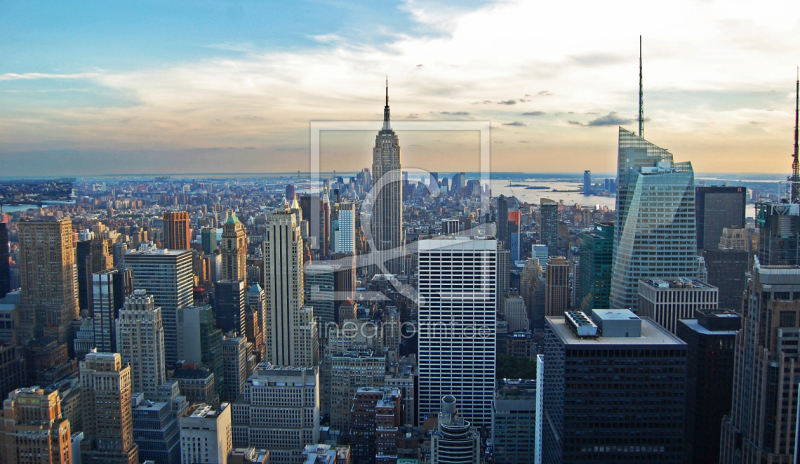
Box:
left=611, top=128, right=698, bottom=311
left=576, top=222, right=614, bottom=312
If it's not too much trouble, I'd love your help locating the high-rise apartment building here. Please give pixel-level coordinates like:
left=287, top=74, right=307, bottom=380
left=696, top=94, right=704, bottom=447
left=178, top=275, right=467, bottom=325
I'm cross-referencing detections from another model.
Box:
left=370, top=83, right=403, bottom=275
left=576, top=222, right=614, bottom=312
left=125, top=248, right=193, bottom=365
left=417, top=237, right=496, bottom=427
left=542, top=310, right=687, bottom=463
left=335, top=202, right=355, bottom=255
left=491, top=379, right=537, bottom=464
left=431, top=396, right=480, bottom=464
left=179, top=403, right=232, bottom=464
left=162, top=211, right=192, bottom=250
left=676, top=310, right=740, bottom=464
left=17, top=218, right=78, bottom=344
left=92, top=269, right=134, bottom=353
left=0, top=387, right=73, bottom=464
left=637, top=278, right=719, bottom=334
left=263, top=208, right=318, bottom=367
left=348, top=387, right=402, bottom=464
left=539, top=199, right=559, bottom=257
left=116, top=289, right=166, bottom=396
left=221, top=213, right=247, bottom=282
left=0, top=222, right=9, bottom=299
left=720, top=259, right=800, bottom=463
left=231, top=364, right=320, bottom=464
left=695, top=186, right=746, bottom=250
left=610, top=128, right=698, bottom=311
left=80, top=352, right=139, bottom=464
left=544, top=257, right=569, bottom=318
left=215, top=280, right=246, bottom=335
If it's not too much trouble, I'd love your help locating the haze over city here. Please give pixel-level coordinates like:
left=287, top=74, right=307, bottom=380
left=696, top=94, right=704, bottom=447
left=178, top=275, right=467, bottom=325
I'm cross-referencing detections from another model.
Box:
left=2, top=0, right=800, bottom=176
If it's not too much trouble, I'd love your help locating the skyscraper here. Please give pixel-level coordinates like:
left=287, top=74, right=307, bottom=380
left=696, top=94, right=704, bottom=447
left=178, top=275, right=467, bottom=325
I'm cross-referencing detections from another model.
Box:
left=335, top=201, right=355, bottom=255
left=756, top=202, right=800, bottom=266
left=263, top=208, right=318, bottom=367
left=720, top=259, right=800, bottom=462
left=539, top=199, right=558, bottom=256
left=0, top=387, right=73, bottom=464
left=92, top=269, right=134, bottom=353
left=125, top=248, right=193, bottom=365
left=431, top=396, right=480, bottom=464
left=576, top=222, right=614, bottom=312
left=637, top=277, right=719, bottom=334
left=179, top=403, right=232, bottom=464
left=162, top=211, right=191, bottom=250
left=80, top=352, right=139, bottom=464
left=695, top=186, right=746, bottom=250
left=497, top=195, right=509, bottom=248
left=221, top=212, right=247, bottom=282
left=610, top=128, right=698, bottom=311
left=221, top=335, right=248, bottom=402
left=17, top=218, right=78, bottom=344
left=491, top=379, right=537, bottom=464
left=370, top=81, right=403, bottom=275
left=201, top=226, right=218, bottom=255
left=116, top=289, right=166, bottom=396
left=583, top=170, right=591, bottom=195
left=0, top=222, right=8, bottom=299
left=542, top=310, right=687, bottom=463
left=214, top=280, right=246, bottom=335
left=417, top=237, right=496, bottom=427
left=701, top=247, right=750, bottom=310
left=545, top=257, right=569, bottom=318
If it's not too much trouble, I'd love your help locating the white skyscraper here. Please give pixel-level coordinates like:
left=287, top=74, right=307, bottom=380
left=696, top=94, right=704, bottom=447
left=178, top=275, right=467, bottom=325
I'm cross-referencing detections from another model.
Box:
left=610, top=128, right=698, bottom=310
left=264, top=208, right=318, bottom=367
left=335, top=201, right=355, bottom=255
left=116, top=289, right=166, bottom=396
left=417, top=237, right=497, bottom=427
left=125, top=248, right=193, bottom=365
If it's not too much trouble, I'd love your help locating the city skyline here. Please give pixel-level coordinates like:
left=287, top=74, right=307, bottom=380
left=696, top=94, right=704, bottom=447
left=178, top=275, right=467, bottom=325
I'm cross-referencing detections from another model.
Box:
left=2, top=0, right=800, bottom=176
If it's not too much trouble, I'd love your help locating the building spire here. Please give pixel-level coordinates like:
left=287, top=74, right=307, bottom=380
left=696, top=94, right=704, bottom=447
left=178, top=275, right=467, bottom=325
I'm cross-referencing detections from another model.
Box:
left=639, top=35, right=644, bottom=139
left=383, top=76, right=391, bottom=131
left=792, top=67, right=800, bottom=203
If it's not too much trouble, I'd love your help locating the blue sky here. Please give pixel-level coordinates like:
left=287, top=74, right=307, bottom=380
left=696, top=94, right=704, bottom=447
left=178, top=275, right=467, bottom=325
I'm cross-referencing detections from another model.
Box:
left=1, top=0, right=799, bottom=175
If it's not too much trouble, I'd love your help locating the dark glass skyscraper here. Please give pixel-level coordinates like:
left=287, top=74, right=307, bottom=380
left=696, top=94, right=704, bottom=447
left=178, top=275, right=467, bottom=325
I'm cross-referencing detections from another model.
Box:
left=576, top=222, right=614, bottom=312
left=695, top=186, right=746, bottom=250
left=539, top=198, right=558, bottom=256
left=0, top=222, right=9, bottom=299
left=756, top=202, right=800, bottom=266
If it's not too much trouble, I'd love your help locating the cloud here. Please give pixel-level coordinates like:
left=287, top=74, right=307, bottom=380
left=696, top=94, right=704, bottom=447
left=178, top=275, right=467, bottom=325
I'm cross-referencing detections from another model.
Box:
left=585, top=112, right=634, bottom=126
left=568, top=121, right=583, bottom=125
left=502, top=121, right=527, bottom=126
left=205, top=42, right=256, bottom=53
left=498, top=100, right=517, bottom=105
left=416, top=64, right=424, bottom=68
left=537, top=91, right=553, bottom=96
left=0, top=72, right=98, bottom=82
left=407, top=113, right=419, bottom=119
left=522, top=111, right=545, bottom=116
left=441, top=111, right=470, bottom=115
left=519, top=140, right=530, bottom=143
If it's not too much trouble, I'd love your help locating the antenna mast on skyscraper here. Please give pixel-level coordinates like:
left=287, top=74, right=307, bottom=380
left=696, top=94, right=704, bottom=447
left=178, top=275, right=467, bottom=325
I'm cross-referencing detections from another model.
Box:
left=639, top=35, right=644, bottom=139
left=791, top=68, right=800, bottom=204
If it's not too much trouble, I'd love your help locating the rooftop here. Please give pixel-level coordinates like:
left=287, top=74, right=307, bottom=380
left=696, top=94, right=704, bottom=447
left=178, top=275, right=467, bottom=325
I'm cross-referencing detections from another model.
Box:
left=639, top=277, right=716, bottom=290
left=547, top=315, right=685, bottom=346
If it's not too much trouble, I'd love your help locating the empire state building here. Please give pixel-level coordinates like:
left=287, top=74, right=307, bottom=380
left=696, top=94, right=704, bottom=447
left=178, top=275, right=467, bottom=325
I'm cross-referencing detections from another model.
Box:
left=370, top=80, right=403, bottom=274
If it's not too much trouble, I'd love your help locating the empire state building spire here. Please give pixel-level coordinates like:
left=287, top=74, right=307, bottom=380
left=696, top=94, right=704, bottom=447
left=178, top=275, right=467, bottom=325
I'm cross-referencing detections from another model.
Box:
left=383, top=76, right=391, bottom=131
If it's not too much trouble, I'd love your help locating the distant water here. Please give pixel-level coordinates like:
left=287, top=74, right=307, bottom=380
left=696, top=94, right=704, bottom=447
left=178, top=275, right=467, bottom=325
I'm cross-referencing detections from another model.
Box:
left=489, top=179, right=617, bottom=210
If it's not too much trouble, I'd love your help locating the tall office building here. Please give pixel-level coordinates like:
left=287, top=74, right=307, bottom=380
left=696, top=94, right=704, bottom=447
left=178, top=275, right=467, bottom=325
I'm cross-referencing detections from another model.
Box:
left=0, top=222, right=9, bottom=299
left=491, top=379, right=537, bottom=464
left=162, top=211, right=191, bottom=250
left=125, top=248, right=193, bottom=365
left=246, top=283, right=266, bottom=344
left=201, top=227, right=218, bottom=255
left=221, top=213, right=247, bottom=282
left=583, top=170, right=591, bottom=195
left=576, top=222, right=614, bottom=312
left=349, top=387, right=402, bottom=464
left=0, top=387, right=73, bottom=464
left=335, top=202, right=355, bottom=255
left=417, top=237, right=496, bottom=427
left=637, top=278, right=719, bottom=334
left=431, top=396, right=480, bottom=464
left=542, top=310, right=687, bottom=463
left=17, top=218, right=78, bottom=344
left=329, top=351, right=386, bottom=432
left=176, top=305, right=223, bottom=381
left=370, top=82, right=403, bottom=275
left=610, top=128, right=698, bottom=311
left=539, top=199, right=559, bottom=256
left=497, top=246, right=510, bottom=315
left=303, top=263, right=338, bottom=330
left=497, top=195, right=509, bottom=248
left=116, top=290, right=166, bottom=396
left=231, top=364, right=320, bottom=464
left=720, top=259, right=800, bottom=463
left=221, top=335, right=248, bottom=402
left=179, top=403, right=232, bottom=464
left=701, top=247, right=749, bottom=310
left=215, top=280, right=246, bottom=335
left=131, top=394, right=181, bottom=464
left=695, top=186, right=746, bottom=250
left=263, top=208, right=318, bottom=367
left=756, top=202, right=800, bottom=266
left=676, top=310, right=740, bottom=464
left=92, top=269, right=134, bottom=353
left=76, top=238, right=113, bottom=313
left=80, top=352, right=139, bottom=464
left=544, top=257, right=569, bottom=318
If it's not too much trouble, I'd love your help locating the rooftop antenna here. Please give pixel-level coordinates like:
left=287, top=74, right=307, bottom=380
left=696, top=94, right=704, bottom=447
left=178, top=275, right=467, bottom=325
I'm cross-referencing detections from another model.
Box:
left=639, top=35, right=644, bottom=139
left=792, top=67, right=800, bottom=203
left=383, top=76, right=391, bottom=131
